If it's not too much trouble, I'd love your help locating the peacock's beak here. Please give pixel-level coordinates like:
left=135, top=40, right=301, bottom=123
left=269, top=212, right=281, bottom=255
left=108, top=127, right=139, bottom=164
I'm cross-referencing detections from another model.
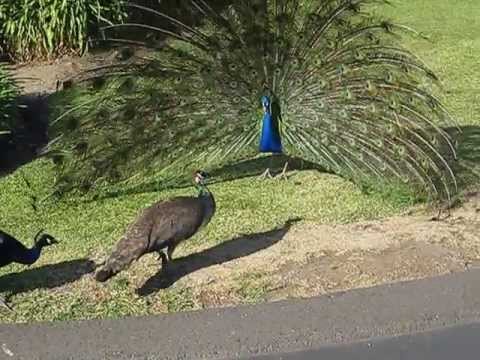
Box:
left=49, top=236, right=60, bottom=245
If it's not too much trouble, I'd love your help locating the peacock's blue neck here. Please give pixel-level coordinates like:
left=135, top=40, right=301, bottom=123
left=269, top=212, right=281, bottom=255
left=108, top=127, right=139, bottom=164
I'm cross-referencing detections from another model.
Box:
left=259, top=96, right=283, bottom=154
left=263, top=111, right=274, bottom=122
left=21, top=245, right=42, bottom=265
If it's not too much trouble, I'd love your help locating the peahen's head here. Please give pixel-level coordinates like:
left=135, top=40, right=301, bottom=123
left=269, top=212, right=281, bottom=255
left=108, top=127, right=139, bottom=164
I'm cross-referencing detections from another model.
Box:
left=34, top=231, right=59, bottom=248
left=95, top=267, right=112, bottom=282
left=194, top=170, right=209, bottom=185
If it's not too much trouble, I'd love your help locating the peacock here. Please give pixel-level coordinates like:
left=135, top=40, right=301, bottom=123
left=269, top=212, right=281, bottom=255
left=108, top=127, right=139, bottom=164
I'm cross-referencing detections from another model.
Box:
left=48, top=0, right=459, bottom=202
left=259, top=94, right=288, bottom=179
left=0, top=229, right=59, bottom=310
left=95, top=170, right=216, bottom=282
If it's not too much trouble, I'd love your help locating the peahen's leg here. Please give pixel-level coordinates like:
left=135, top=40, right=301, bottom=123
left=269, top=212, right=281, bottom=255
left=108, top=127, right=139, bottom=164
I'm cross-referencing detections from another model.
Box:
left=167, top=243, right=177, bottom=262
left=430, top=206, right=452, bottom=222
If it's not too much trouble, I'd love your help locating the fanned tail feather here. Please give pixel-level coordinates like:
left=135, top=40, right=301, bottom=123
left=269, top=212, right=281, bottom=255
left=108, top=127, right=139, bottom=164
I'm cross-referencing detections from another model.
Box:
left=48, top=0, right=459, bottom=201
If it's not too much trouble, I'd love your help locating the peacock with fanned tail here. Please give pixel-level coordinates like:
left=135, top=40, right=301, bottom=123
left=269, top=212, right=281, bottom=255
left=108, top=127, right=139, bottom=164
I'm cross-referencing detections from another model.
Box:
left=49, top=0, right=459, bottom=201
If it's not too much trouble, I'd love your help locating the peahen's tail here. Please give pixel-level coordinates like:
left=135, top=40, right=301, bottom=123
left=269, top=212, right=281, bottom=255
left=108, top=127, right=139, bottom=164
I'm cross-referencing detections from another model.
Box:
left=95, top=235, right=147, bottom=282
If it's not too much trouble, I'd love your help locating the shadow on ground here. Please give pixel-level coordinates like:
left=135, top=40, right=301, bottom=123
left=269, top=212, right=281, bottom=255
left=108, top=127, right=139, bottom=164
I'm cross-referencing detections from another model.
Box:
left=95, top=155, right=327, bottom=201
left=100, top=0, right=233, bottom=46
left=93, top=126, right=480, bottom=202
left=446, top=126, right=480, bottom=189
left=0, top=94, right=49, bottom=178
left=208, top=155, right=325, bottom=183
left=137, top=217, right=301, bottom=296
left=0, top=259, right=95, bottom=299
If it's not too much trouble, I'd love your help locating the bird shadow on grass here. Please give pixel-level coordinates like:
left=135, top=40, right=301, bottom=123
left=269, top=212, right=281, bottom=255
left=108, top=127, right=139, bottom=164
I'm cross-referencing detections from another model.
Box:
left=0, top=94, right=49, bottom=179
left=444, top=125, right=480, bottom=191
left=208, top=155, right=326, bottom=184
left=136, top=217, right=302, bottom=296
left=0, top=259, right=96, bottom=300
left=93, top=125, right=480, bottom=203
left=95, top=155, right=326, bottom=202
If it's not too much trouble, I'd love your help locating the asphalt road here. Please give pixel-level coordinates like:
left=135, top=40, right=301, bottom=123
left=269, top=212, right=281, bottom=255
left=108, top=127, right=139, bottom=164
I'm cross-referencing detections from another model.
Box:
left=2, top=268, right=480, bottom=359
left=254, top=322, right=480, bottom=360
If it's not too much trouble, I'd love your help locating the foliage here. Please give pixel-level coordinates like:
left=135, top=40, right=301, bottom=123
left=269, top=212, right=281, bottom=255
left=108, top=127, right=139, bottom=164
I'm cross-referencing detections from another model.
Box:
left=0, top=0, right=126, bottom=61
left=0, top=64, right=18, bottom=135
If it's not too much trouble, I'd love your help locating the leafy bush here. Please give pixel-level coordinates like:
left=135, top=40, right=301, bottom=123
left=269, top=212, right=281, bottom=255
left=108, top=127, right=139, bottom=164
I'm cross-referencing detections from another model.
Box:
left=0, top=65, right=19, bottom=134
left=0, top=0, right=126, bottom=61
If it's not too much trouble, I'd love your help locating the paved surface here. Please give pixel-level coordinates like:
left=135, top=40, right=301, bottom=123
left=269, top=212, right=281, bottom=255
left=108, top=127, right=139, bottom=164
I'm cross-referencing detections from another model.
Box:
left=254, top=322, right=480, bottom=360
left=1, top=268, right=480, bottom=359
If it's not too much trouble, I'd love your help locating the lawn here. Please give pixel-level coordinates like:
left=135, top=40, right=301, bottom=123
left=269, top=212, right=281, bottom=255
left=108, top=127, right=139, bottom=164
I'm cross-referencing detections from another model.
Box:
left=0, top=0, right=479, bottom=323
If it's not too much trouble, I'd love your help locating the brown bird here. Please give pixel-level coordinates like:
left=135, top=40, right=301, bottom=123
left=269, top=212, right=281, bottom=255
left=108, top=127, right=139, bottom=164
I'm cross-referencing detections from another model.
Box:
left=95, top=170, right=215, bottom=282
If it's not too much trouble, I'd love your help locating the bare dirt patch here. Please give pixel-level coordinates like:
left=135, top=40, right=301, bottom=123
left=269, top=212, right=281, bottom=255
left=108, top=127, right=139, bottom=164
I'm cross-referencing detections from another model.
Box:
left=10, top=50, right=123, bottom=95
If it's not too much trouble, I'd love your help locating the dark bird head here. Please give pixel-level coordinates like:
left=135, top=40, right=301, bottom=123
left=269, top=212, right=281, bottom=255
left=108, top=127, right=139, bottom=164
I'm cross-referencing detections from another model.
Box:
left=95, top=268, right=112, bottom=282
left=194, top=170, right=209, bottom=185
left=261, top=95, right=271, bottom=113
left=34, top=230, right=59, bottom=248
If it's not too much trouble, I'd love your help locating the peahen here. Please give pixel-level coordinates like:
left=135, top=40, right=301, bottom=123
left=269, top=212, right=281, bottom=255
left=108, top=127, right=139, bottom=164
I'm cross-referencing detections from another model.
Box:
left=0, top=229, right=59, bottom=310
left=49, top=0, right=459, bottom=201
left=95, top=170, right=216, bottom=282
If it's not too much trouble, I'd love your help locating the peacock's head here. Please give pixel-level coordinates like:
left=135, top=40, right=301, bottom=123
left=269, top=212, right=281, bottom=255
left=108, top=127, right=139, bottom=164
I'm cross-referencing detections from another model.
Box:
left=35, top=231, right=59, bottom=248
left=194, top=170, right=209, bottom=185
left=261, top=95, right=271, bottom=112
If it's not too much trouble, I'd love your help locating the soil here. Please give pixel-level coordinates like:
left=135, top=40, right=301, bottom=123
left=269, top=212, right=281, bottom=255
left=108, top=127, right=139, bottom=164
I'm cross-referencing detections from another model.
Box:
left=6, top=55, right=480, bottom=308
left=10, top=49, right=129, bottom=95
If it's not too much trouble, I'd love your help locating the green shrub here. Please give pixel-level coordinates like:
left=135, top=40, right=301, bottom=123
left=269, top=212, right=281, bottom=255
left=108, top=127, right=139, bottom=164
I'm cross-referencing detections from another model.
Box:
left=0, top=64, right=18, bottom=134
left=0, top=0, right=126, bottom=61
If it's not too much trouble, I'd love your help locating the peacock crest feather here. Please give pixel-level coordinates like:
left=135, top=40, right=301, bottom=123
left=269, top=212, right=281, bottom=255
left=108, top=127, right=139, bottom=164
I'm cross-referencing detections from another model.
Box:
left=48, top=0, right=459, bottom=201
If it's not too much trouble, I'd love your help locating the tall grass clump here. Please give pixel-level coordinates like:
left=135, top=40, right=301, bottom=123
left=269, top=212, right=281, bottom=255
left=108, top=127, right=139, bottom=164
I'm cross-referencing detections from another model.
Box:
left=0, top=64, right=18, bottom=135
left=0, top=0, right=126, bottom=61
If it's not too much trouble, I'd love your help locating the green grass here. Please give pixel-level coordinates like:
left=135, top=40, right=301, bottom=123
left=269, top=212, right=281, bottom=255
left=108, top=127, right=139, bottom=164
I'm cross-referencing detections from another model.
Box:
left=372, top=0, right=480, bottom=126
left=0, top=159, right=412, bottom=323
left=374, top=0, right=480, bottom=189
left=1, top=0, right=479, bottom=323
left=233, top=271, right=274, bottom=304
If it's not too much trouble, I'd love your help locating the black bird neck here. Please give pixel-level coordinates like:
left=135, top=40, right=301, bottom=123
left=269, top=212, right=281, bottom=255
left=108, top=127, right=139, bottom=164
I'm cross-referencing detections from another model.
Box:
left=34, top=241, right=46, bottom=250
left=21, top=242, right=43, bottom=265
